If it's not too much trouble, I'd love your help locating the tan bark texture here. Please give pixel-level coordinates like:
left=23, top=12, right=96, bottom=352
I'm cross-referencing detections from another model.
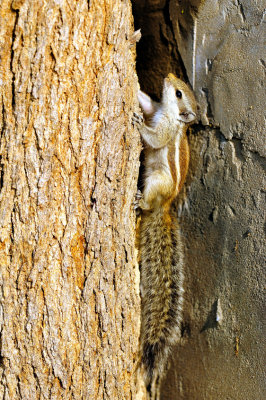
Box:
left=0, top=0, right=141, bottom=399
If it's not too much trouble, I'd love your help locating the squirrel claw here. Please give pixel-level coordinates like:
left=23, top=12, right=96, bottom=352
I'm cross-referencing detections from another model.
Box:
left=135, top=189, right=143, bottom=200
left=134, top=189, right=143, bottom=212
left=132, top=112, right=144, bottom=127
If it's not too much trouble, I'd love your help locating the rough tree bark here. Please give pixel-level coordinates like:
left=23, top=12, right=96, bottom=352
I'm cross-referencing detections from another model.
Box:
left=0, top=1, right=141, bottom=399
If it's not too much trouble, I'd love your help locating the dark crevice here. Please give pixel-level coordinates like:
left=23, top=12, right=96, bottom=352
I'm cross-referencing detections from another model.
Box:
left=10, top=9, right=19, bottom=111
left=0, top=100, right=5, bottom=139
left=0, top=166, right=4, bottom=194
left=32, top=367, right=41, bottom=392
left=201, top=87, right=214, bottom=120
left=133, top=1, right=184, bottom=99
left=0, top=102, right=5, bottom=192
left=11, top=205, right=15, bottom=242
left=237, top=0, right=246, bottom=22
left=132, top=0, right=196, bottom=99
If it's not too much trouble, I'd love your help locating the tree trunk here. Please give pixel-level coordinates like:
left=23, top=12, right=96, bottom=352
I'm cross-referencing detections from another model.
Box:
left=0, top=1, right=141, bottom=399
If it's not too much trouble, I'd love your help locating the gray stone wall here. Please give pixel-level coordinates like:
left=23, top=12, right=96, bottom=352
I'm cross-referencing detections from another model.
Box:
left=133, top=1, right=265, bottom=398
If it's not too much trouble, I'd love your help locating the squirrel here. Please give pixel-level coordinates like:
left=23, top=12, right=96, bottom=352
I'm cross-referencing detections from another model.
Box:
left=133, top=73, right=197, bottom=397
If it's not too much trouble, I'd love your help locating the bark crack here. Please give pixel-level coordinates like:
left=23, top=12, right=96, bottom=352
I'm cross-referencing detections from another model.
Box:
left=0, top=102, right=5, bottom=192
left=10, top=9, right=19, bottom=112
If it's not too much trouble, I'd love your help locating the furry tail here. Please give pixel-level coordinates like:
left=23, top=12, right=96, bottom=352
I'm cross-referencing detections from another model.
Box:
left=139, top=207, right=184, bottom=391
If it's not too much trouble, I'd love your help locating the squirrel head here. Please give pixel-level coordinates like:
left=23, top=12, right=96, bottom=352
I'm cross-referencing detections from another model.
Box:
left=163, top=73, right=197, bottom=124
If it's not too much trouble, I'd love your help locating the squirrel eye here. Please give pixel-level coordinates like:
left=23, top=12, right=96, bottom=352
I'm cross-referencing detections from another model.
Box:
left=176, top=90, right=182, bottom=98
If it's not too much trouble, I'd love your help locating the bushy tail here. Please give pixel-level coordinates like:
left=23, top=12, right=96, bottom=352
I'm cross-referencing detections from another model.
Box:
left=139, top=207, right=184, bottom=392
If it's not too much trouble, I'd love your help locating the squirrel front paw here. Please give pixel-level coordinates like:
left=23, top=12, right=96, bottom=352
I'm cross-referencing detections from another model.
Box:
left=134, top=189, right=143, bottom=209
left=132, top=112, right=144, bottom=127
left=134, top=189, right=144, bottom=216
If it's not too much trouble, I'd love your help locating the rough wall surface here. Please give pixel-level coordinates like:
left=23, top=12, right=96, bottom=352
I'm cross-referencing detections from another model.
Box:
left=0, top=0, right=141, bottom=399
left=133, top=1, right=265, bottom=399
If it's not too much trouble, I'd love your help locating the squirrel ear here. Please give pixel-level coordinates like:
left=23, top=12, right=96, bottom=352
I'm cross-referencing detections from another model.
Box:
left=138, top=90, right=155, bottom=116
left=163, top=76, right=172, bottom=90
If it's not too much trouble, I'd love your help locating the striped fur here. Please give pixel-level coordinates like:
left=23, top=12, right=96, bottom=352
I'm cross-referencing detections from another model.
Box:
left=137, top=74, right=197, bottom=397
left=139, top=207, right=184, bottom=391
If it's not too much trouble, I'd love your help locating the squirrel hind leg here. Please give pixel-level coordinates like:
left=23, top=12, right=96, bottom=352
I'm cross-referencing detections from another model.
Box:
left=142, top=171, right=173, bottom=210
